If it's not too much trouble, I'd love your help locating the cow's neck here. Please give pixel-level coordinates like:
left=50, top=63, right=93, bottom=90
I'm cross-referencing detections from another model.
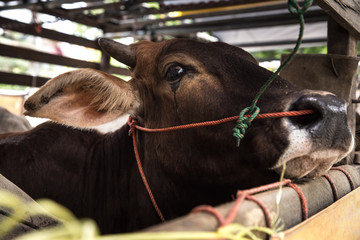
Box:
left=94, top=122, right=278, bottom=232
left=134, top=126, right=246, bottom=223
left=79, top=124, right=135, bottom=233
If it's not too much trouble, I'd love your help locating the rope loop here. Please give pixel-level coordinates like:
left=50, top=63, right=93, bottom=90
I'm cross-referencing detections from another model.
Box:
left=233, top=106, right=260, bottom=146
left=127, top=116, right=138, bottom=136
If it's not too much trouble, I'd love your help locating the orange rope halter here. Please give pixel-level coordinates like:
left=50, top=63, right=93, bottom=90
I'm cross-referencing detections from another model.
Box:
left=127, top=109, right=314, bottom=222
left=130, top=109, right=314, bottom=133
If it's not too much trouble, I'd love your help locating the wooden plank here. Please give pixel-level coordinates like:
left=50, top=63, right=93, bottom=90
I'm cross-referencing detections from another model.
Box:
left=0, top=43, right=99, bottom=69
left=327, top=17, right=358, bottom=164
left=271, top=187, right=360, bottom=240
left=0, top=43, right=130, bottom=79
left=109, top=66, right=131, bottom=76
left=0, top=20, right=130, bottom=77
left=316, top=0, right=360, bottom=39
left=146, top=165, right=360, bottom=238
left=0, top=69, right=129, bottom=88
left=0, top=17, right=99, bottom=49
left=327, top=17, right=357, bottom=56
left=0, top=72, right=48, bottom=87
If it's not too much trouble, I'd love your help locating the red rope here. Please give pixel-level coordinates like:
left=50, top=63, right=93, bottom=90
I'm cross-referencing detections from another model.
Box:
left=246, top=195, right=272, bottom=228
left=330, top=167, right=355, bottom=191
left=323, top=174, right=338, bottom=201
left=131, top=110, right=314, bottom=133
left=288, top=182, right=308, bottom=220
left=127, top=110, right=314, bottom=222
left=192, top=205, right=226, bottom=226
left=191, top=179, right=308, bottom=230
left=128, top=118, right=166, bottom=222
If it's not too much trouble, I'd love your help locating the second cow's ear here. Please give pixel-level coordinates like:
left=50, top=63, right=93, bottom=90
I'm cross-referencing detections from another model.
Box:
left=24, top=68, right=140, bottom=128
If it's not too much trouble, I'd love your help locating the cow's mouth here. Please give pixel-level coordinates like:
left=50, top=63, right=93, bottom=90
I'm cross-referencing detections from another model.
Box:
left=272, top=149, right=349, bottom=179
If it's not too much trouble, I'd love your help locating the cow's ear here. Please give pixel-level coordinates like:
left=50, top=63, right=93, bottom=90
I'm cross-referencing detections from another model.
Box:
left=24, top=68, right=140, bottom=128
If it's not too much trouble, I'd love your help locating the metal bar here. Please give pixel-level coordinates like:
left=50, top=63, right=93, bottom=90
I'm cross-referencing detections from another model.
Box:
left=151, top=10, right=327, bottom=35
left=236, top=37, right=327, bottom=48
left=64, top=2, right=123, bottom=14
left=109, top=2, right=289, bottom=30
left=131, top=0, right=285, bottom=16
left=38, top=8, right=118, bottom=31
left=0, top=0, right=99, bottom=11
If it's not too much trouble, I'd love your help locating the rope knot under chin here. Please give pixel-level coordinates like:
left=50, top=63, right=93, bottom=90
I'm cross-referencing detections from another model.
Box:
left=127, top=116, right=138, bottom=136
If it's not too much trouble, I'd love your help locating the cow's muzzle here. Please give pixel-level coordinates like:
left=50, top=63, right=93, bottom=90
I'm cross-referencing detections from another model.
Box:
left=273, top=93, right=354, bottom=179
left=289, top=94, right=351, bottom=142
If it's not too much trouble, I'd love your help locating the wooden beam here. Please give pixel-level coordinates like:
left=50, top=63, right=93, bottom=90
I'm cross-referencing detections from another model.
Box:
left=0, top=17, right=99, bottom=49
left=327, top=17, right=358, bottom=164
left=0, top=44, right=131, bottom=78
left=316, top=0, right=360, bottom=39
left=108, top=66, right=131, bottom=76
left=0, top=71, right=48, bottom=87
left=0, top=43, right=99, bottom=69
left=327, top=17, right=357, bottom=56
left=0, top=68, right=129, bottom=88
left=236, top=37, right=327, bottom=48
left=146, top=165, right=360, bottom=236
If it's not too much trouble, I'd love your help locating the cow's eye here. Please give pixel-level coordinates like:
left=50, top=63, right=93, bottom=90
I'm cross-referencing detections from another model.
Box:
left=165, top=65, right=185, bottom=82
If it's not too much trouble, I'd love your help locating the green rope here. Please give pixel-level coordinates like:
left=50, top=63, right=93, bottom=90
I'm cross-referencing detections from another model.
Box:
left=233, top=0, right=314, bottom=146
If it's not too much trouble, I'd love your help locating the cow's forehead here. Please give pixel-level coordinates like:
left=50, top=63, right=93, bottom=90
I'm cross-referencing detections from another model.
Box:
left=133, top=39, right=257, bottom=66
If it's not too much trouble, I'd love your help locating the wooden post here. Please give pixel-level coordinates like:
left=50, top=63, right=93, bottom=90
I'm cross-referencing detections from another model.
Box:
left=327, top=17, right=358, bottom=164
left=327, top=17, right=357, bottom=57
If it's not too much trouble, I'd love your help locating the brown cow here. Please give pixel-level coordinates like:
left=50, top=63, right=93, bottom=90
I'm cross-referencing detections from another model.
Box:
left=0, top=38, right=354, bottom=233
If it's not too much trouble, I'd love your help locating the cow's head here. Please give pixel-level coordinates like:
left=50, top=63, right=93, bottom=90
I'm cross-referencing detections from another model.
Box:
left=24, top=38, right=354, bottom=181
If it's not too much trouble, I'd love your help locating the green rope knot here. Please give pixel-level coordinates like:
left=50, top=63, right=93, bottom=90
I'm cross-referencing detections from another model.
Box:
left=288, top=0, right=313, bottom=15
left=233, top=106, right=260, bottom=147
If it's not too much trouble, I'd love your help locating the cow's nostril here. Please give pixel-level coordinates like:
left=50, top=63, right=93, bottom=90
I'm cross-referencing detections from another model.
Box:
left=289, top=110, right=322, bottom=128
left=288, top=96, right=323, bottom=129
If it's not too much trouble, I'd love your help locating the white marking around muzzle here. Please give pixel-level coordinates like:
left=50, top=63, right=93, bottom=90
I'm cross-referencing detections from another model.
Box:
left=270, top=118, right=354, bottom=178
left=272, top=118, right=312, bottom=169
